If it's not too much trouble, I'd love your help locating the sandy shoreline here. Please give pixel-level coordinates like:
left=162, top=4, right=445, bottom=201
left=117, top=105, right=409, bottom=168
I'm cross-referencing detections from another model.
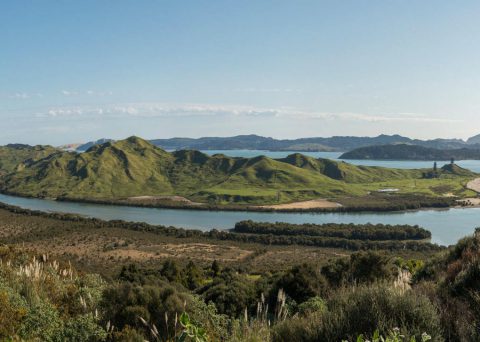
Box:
left=255, top=199, right=342, bottom=210
left=467, top=178, right=480, bottom=193
left=127, top=195, right=203, bottom=206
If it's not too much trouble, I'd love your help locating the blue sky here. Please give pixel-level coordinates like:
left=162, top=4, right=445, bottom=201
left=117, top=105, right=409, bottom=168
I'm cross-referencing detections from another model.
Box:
left=2, top=1, right=480, bottom=145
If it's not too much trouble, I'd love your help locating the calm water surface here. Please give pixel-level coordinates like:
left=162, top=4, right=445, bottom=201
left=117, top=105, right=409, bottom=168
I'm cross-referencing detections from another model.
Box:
left=1, top=193, right=480, bottom=246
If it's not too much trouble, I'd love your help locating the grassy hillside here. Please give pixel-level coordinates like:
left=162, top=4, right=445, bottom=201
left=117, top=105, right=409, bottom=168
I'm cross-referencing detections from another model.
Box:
left=0, top=144, right=58, bottom=176
left=1, top=137, right=477, bottom=205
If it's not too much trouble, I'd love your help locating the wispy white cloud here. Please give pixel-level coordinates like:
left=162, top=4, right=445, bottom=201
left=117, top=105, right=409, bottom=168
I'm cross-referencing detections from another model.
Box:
left=234, top=88, right=303, bottom=93
left=86, top=90, right=113, bottom=96
left=62, top=89, right=113, bottom=96
left=5, top=92, right=43, bottom=99
left=10, top=92, right=30, bottom=99
left=33, top=102, right=461, bottom=124
left=61, top=90, right=78, bottom=96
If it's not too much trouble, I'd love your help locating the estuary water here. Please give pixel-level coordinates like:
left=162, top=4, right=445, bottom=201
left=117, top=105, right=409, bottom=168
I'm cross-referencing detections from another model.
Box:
left=1, top=193, right=480, bottom=246
left=2, top=150, right=480, bottom=246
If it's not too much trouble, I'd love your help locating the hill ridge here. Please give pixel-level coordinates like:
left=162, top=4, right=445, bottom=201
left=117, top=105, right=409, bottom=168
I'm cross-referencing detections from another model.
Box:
left=2, top=137, right=477, bottom=205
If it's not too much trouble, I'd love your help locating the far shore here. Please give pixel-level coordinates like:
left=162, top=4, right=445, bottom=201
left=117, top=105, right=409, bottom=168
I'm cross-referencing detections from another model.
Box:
left=1, top=190, right=479, bottom=214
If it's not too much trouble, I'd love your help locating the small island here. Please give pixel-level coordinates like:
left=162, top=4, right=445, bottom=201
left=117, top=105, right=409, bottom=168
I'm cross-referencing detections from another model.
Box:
left=340, top=144, right=480, bottom=161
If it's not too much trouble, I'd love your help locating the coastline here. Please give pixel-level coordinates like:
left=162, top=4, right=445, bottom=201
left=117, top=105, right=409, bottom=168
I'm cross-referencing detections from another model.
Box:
left=0, top=190, right=475, bottom=214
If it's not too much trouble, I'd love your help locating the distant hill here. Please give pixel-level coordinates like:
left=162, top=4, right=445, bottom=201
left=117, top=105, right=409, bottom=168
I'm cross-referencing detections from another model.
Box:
left=467, top=133, right=480, bottom=145
left=76, top=138, right=114, bottom=151
left=57, top=143, right=82, bottom=151
left=340, top=144, right=480, bottom=161
left=1, top=137, right=476, bottom=205
left=72, top=134, right=480, bottom=153
left=149, top=134, right=473, bottom=152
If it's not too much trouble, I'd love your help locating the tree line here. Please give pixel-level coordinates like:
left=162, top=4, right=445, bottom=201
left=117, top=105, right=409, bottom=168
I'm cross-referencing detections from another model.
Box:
left=233, top=220, right=431, bottom=241
left=0, top=202, right=441, bottom=252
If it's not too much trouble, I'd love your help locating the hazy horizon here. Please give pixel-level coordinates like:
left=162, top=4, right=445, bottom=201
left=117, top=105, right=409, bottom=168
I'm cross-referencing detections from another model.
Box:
left=3, top=1, right=480, bottom=145
left=8, top=132, right=477, bottom=148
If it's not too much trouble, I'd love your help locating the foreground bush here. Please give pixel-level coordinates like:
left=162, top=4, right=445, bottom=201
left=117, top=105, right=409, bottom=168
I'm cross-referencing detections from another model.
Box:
left=272, top=284, right=443, bottom=342
left=0, top=247, right=106, bottom=341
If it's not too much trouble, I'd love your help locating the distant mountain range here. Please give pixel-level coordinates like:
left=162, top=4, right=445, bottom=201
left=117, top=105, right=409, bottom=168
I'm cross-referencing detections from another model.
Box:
left=76, top=139, right=113, bottom=152
left=341, top=144, right=480, bottom=161
left=74, top=134, right=480, bottom=152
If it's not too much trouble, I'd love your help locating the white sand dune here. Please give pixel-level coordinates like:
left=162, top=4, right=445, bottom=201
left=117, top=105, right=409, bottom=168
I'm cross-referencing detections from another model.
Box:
left=467, top=178, right=480, bottom=193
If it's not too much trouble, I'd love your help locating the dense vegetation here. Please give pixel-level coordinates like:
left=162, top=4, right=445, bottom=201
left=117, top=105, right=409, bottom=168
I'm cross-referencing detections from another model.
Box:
left=2, top=230, right=480, bottom=341
left=0, top=137, right=477, bottom=207
left=0, top=200, right=479, bottom=340
left=340, top=144, right=480, bottom=161
left=233, top=220, right=431, bottom=240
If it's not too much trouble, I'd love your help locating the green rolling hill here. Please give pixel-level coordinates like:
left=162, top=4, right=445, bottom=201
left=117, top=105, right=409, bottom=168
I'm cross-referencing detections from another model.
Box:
left=0, top=137, right=477, bottom=205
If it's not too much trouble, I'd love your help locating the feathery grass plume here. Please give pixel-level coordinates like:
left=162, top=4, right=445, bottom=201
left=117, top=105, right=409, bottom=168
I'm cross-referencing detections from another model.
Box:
left=394, top=268, right=412, bottom=293
left=275, top=288, right=287, bottom=321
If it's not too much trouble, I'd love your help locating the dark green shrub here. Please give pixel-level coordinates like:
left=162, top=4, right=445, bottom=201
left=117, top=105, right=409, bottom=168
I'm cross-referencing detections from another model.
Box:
left=100, top=282, right=190, bottom=338
left=273, top=263, right=326, bottom=304
left=322, top=251, right=393, bottom=287
left=273, top=284, right=443, bottom=342
left=199, top=270, right=256, bottom=317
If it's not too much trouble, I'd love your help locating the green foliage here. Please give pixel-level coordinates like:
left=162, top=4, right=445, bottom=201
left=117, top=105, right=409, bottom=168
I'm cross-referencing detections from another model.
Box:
left=394, top=258, right=425, bottom=276
left=0, top=251, right=106, bottom=341
left=234, top=220, right=431, bottom=241
left=199, top=270, right=256, bottom=317
left=272, top=284, right=443, bottom=342
left=211, top=260, right=221, bottom=277
left=100, top=282, right=190, bottom=338
left=187, top=295, right=230, bottom=341
left=62, top=313, right=108, bottom=342
left=273, top=263, right=326, bottom=304
left=297, top=296, right=326, bottom=316
left=184, top=261, right=204, bottom=290
left=177, top=312, right=208, bottom=342
left=3, top=205, right=480, bottom=341
left=0, top=291, right=26, bottom=339
left=349, top=328, right=432, bottom=342
left=322, top=251, right=393, bottom=287
left=160, top=259, right=183, bottom=283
